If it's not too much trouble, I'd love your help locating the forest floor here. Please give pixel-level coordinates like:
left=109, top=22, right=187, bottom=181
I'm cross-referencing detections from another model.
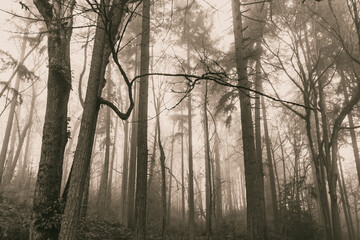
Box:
left=0, top=189, right=298, bottom=240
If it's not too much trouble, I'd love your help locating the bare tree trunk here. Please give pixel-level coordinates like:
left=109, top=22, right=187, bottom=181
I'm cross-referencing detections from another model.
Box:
left=30, top=0, right=75, bottom=238
left=59, top=1, right=128, bottom=238
left=187, top=91, right=196, bottom=240
left=261, top=94, right=279, bottom=232
left=134, top=0, right=150, bottom=238
left=127, top=48, right=139, bottom=230
left=167, top=124, right=175, bottom=225
left=120, top=119, right=129, bottom=223
left=341, top=73, right=360, bottom=186
left=181, top=105, right=185, bottom=228
left=156, top=105, right=167, bottom=240
left=231, top=1, right=267, bottom=239
left=97, top=67, right=112, bottom=217
left=0, top=32, right=27, bottom=185
left=214, top=124, right=223, bottom=224
left=107, top=118, right=118, bottom=211
left=338, top=159, right=356, bottom=240
left=203, top=80, right=212, bottom=237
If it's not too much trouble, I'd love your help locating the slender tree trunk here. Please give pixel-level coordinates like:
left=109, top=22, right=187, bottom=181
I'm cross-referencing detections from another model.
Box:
left=203, top=81, right=212, bottom=237
left=97, top=67, right=112, bottom=217
left=134, top=0, right=150, bottom=238
left=127, top=47, right=140, bottom=230
left=120, top=119, right=129, bottom=223
left=107, top=118, right=117, bottom=211
left=187, top=91, right=196, bottom=240
left=214, top=125, right=223, bottom=224
left=231, top=1, right=267, bottom=239
left=157, top=106, right=167, bottom=240
left=148, top=115, right=158, bottom=189
left=341, top=74, right=360, bottom=186
left=328, top=138, right=342, bottom=240
left=261, top=94, right=279, bottom=232
left=0, top=33, right=27, bottom=186
left=338, top=160, right=355, bottom=240
left=181, top=105, right=186, bottom=227
left=167, top=124, right=175, bottom=225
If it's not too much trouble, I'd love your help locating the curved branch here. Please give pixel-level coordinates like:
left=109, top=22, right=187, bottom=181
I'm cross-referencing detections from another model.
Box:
left=98, top=96, right=134, bottom=120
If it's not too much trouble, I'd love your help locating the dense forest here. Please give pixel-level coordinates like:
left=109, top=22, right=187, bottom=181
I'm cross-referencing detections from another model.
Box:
left=0, top=0, right=359, bottom=239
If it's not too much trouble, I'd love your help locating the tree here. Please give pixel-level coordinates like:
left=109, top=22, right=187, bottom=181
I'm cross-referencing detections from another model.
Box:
left=231, top=0, right=267, bottom=239
left=30, top=0, right=75, bottom=238
left=134, top=0, right=150, bottom=239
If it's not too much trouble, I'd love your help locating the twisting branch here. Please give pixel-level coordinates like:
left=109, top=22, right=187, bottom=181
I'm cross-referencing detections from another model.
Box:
left=98, top=96, right=134, bottom=120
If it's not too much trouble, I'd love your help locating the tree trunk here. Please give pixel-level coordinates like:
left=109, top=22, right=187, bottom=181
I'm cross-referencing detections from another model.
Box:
left=0, top=32, right=26, bottom=186
left=30, top=0, right=75, bottom=238
left=203, top=80, right=212, bottom=237
left=127, top=48, right=140, bottom=230
left=338, top=159, right=356, bottom=240
left=214, top=124, right=223, bottom=224
left=341, top=75, right=360, bottom=186
left=97, top=67, right=112, bottom=217
left=59, top=1, right=127, bottom=238
left=120, top=119, right=129, bottom=223
left=231, top=0, right=267, bottom=239
left=181, top=105, right=186, bottom=227
left=134, top=0, right=150, bottom=238
left=261, top=94, right=280, bottom=232
left=167, top=124, right=175, bottom=225
left=187, top=91, right=196, bottom=240
left=157, top=106, right=167, bottom=240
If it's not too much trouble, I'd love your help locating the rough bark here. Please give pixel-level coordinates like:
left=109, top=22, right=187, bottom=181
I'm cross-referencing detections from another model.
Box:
left=30, top=0, right=75, bottom=238
left=134, top=0, right=150, bottom=238
left=231, top=0, right=267, bottom=239
left=59, top=1, right=128, bottom=238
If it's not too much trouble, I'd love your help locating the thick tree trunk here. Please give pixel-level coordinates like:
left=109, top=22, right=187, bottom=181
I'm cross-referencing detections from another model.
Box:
left=59, top=1, right=127, bottom=238
left=231, top=0, right=267, bottom=239
left=134, top=0, right=150, bottom=238
left=30, top=0, right=74, bottom=237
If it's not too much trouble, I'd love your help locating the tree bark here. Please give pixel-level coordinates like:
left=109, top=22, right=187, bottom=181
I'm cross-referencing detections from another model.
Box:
left=231, top=1, right=267, bottom=239
left=59, top=1, right=128, bottom=238
left=30, top=0, right=75, bottom=238
left=134, top=0, right=150, bottom=238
